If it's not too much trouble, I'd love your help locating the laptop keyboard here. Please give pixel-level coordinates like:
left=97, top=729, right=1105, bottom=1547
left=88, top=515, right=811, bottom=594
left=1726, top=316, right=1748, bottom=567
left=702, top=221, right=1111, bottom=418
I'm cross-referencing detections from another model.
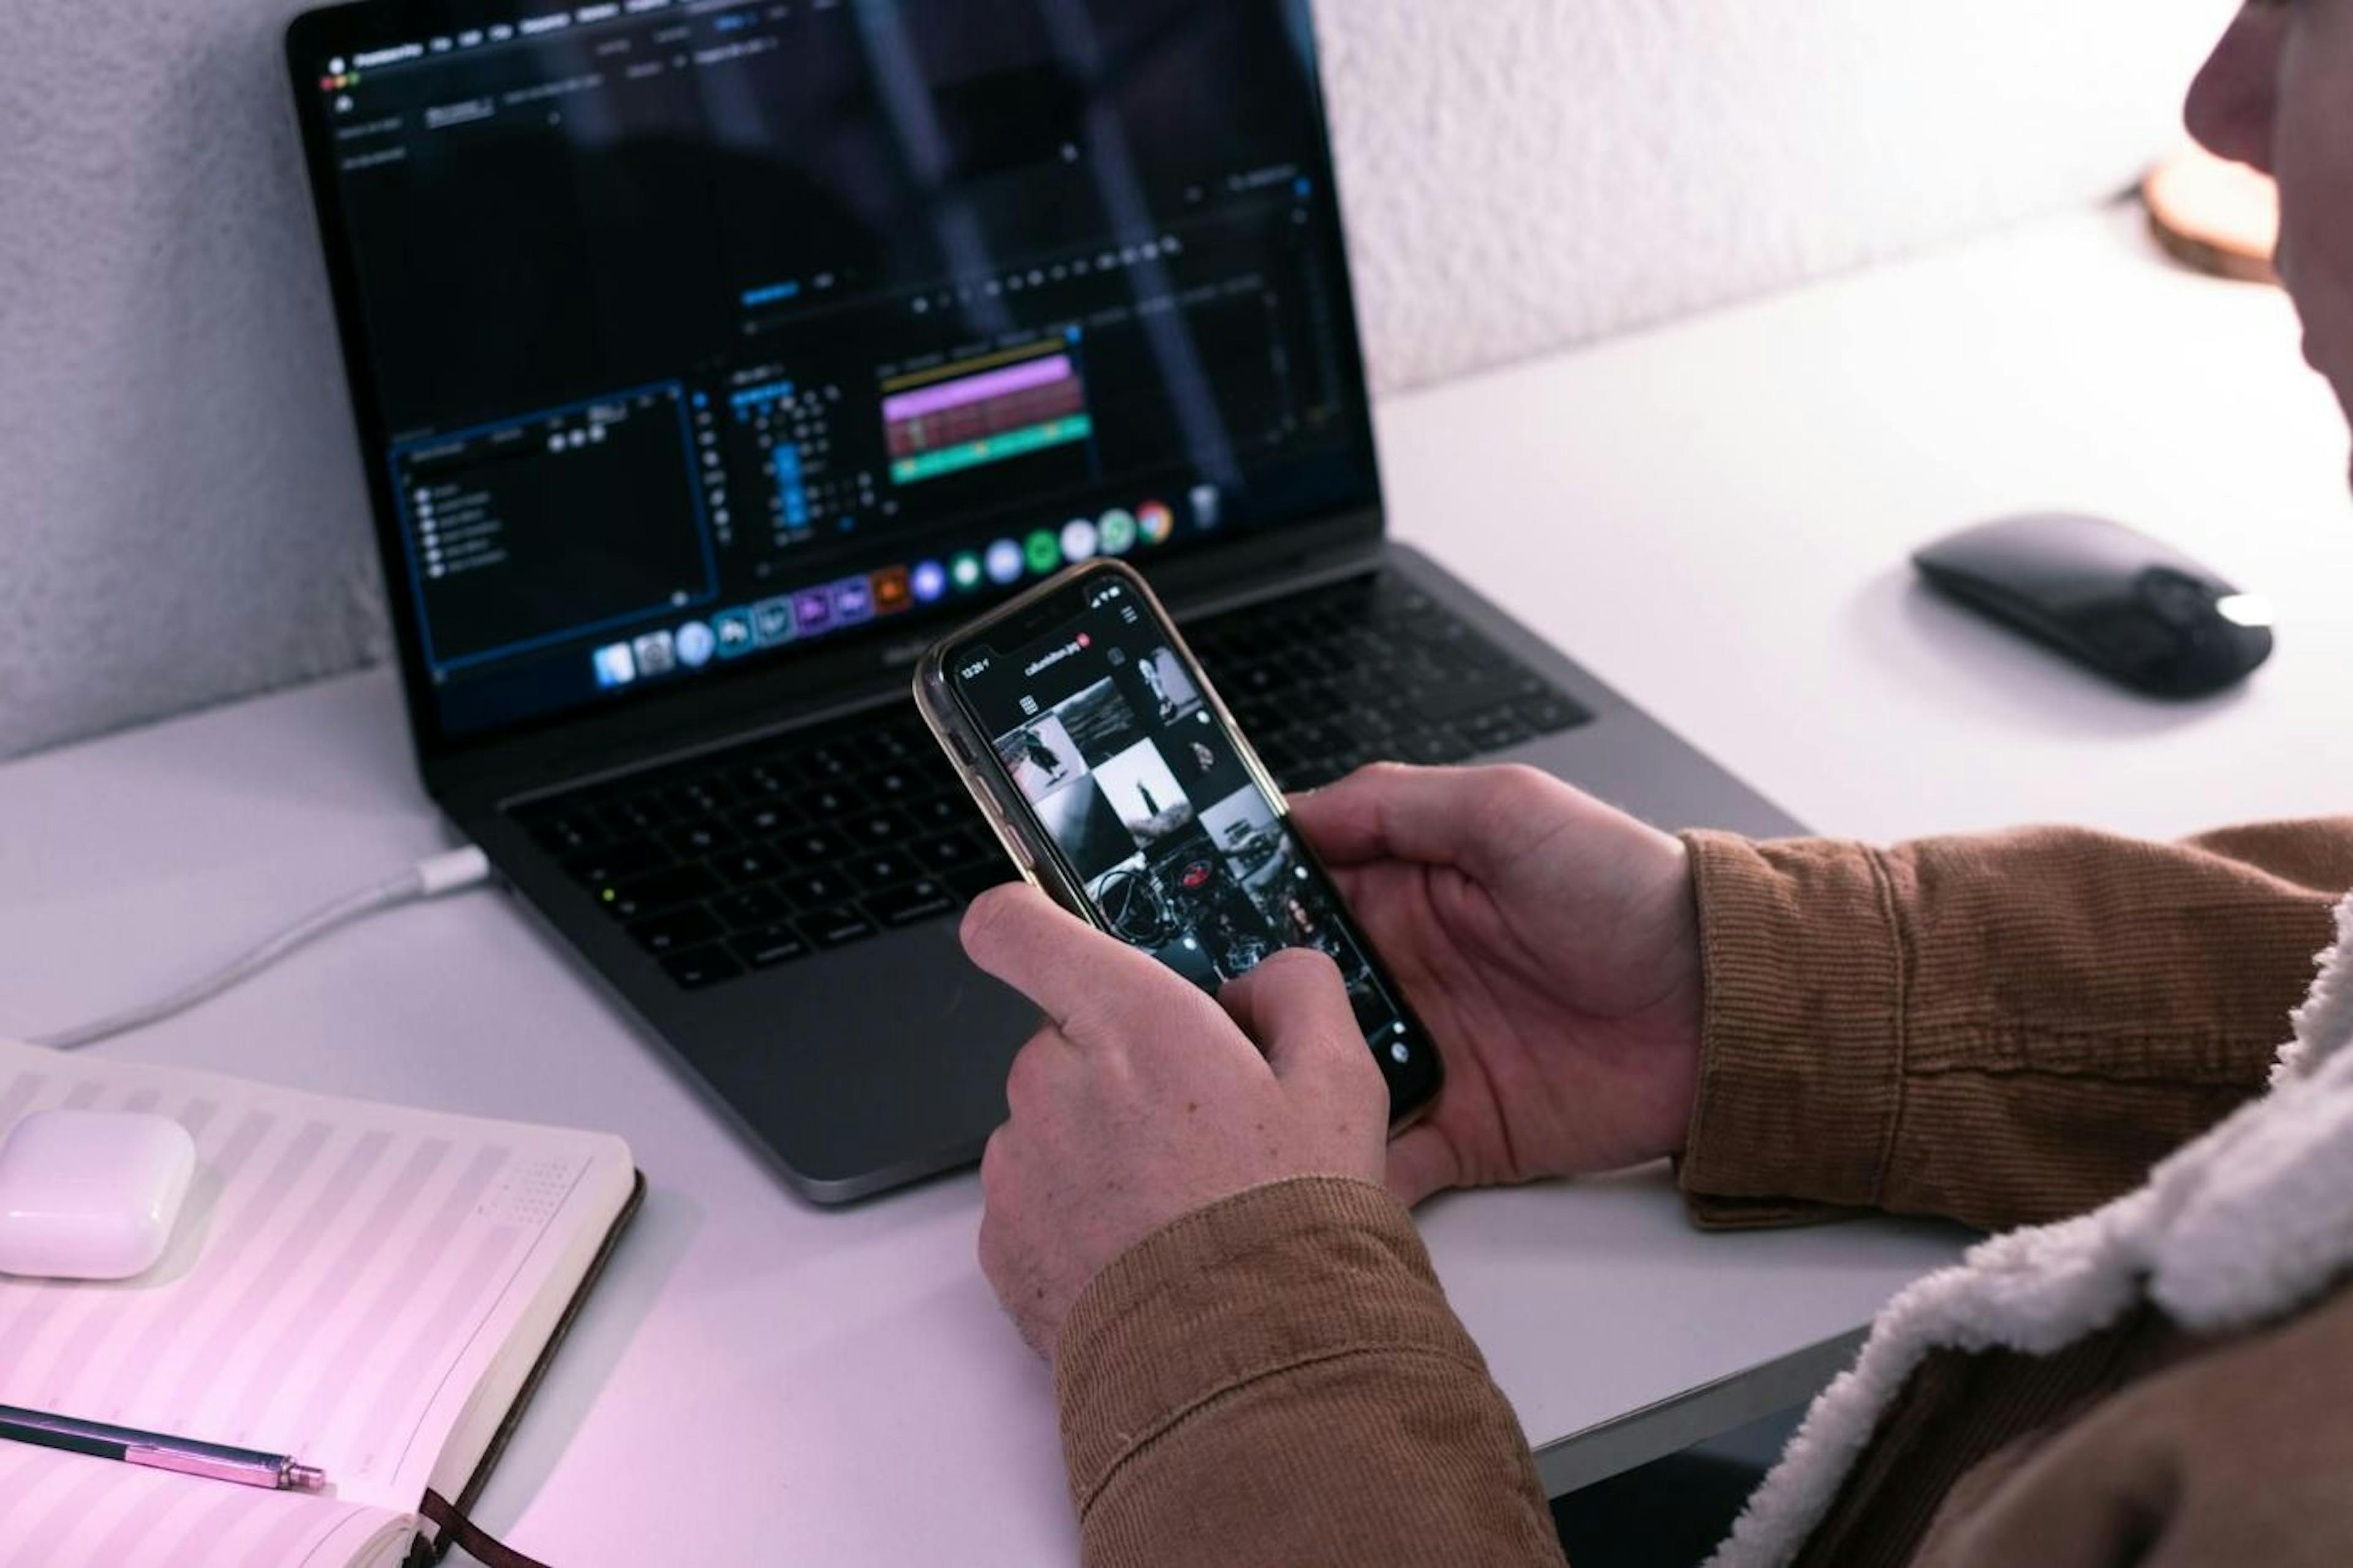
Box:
left=1184, top=575, right=1591, bottom=792
left=510, top=574, right=1593, bottom=990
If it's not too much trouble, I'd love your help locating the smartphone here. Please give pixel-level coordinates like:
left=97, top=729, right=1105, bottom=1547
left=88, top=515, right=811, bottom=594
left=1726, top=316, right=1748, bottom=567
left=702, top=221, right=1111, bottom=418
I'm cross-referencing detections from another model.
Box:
left=915, top=559, right=1443, bottom=1125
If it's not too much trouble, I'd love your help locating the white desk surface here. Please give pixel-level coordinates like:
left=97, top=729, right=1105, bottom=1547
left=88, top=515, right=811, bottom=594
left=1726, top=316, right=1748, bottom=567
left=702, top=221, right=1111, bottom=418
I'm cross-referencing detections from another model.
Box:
left=4, top=205, right=2347, bottom=1564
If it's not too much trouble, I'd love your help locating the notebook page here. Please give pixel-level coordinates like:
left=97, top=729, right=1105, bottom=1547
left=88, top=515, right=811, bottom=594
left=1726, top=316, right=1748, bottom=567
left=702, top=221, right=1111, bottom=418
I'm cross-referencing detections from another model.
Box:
left=0, top=1442, right=409, bottom=1568
left=0, top=1040, right=633, bottom=1513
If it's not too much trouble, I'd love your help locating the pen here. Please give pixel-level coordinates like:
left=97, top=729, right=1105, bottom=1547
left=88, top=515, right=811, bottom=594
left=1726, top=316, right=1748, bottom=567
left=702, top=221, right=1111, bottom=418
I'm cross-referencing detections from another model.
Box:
left=0, top=1404, right=327, bottom=1491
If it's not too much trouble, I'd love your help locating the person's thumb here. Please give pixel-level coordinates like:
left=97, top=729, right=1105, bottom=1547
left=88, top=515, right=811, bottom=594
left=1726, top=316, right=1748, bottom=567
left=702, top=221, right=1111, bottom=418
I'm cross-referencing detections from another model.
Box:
left=1289, top=763, right=1502, bottom=872
left=1384, top=1122, right=1458, bottom=1206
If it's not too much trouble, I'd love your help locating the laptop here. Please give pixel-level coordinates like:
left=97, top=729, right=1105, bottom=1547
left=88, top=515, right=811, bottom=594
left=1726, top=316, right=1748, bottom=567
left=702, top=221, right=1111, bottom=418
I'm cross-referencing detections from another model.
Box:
left=284, top=0, right=1800, bottom=1203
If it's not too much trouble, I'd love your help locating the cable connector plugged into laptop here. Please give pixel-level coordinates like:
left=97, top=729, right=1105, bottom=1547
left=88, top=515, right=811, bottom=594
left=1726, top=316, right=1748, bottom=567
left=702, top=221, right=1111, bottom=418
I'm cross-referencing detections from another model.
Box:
left=23, top=845, right=497, bottom=1052
left=417, top=845, right=493, bottom=898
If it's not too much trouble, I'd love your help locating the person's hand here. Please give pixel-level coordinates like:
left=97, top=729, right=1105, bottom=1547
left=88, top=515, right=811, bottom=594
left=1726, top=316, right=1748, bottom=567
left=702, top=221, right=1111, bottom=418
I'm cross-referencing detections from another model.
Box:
left=1290, top=763, right=1703, bottom=1205
left=961, top=884, right=1389, bottom=1356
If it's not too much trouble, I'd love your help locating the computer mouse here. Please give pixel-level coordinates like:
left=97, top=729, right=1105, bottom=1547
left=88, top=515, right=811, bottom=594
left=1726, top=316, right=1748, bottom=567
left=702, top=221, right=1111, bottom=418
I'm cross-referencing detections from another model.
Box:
left=1912, top=513, right=2275, bottom=699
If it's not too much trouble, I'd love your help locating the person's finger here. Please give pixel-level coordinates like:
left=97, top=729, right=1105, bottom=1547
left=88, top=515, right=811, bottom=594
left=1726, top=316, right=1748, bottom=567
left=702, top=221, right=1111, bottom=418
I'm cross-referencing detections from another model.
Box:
left=1384, top=1121, right=1460, bottom=1207
left=1218, top=949, right=1367, bottom=1089
left=1290, top=763, right=1556, bottom=877
left=960, top=883, right=1203, bottom=1036
left=1000, top=1025, right=1074, bottom=1123
left=978, top=1122, right=1014, bottom=1202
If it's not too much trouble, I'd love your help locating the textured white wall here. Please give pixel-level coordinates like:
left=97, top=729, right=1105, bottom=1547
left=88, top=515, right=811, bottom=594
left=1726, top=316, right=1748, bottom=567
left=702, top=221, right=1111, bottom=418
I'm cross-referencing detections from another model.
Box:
left=1321, top=1, right=2235, bottom=392
left=0, top=0, right=2236, bottom=760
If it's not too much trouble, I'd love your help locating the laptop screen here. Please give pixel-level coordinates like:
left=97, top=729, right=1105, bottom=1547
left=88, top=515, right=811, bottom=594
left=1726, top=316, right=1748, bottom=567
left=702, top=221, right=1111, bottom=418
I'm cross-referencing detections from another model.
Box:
left=291, top=0, right=1378, bottom=743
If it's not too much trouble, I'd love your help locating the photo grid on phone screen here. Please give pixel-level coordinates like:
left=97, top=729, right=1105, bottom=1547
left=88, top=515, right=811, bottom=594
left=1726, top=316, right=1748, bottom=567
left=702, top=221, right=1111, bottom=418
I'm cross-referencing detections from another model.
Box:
left=995, top=647, right=1389, bottom=1010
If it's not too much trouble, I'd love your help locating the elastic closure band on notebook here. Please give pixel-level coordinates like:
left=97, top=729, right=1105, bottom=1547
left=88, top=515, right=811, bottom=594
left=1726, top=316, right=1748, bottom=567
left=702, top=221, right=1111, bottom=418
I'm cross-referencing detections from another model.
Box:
left=412, top=1490, right=553, bottom=1568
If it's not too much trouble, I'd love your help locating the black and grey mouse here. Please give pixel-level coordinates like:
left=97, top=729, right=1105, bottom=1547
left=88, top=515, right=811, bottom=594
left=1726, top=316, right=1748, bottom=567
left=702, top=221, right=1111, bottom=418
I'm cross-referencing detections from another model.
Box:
left=1912, top=513, right=2275, bottom=699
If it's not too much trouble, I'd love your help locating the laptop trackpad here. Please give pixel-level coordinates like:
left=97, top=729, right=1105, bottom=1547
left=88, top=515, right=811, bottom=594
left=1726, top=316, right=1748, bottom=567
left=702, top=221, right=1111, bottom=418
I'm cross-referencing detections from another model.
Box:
left=670, top=917, right=1034, bottom=1203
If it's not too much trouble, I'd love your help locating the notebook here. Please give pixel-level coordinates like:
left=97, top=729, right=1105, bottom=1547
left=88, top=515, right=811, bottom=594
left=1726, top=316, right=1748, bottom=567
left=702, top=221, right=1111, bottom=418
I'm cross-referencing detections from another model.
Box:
left=0, top=1039, right=642, bottom=1567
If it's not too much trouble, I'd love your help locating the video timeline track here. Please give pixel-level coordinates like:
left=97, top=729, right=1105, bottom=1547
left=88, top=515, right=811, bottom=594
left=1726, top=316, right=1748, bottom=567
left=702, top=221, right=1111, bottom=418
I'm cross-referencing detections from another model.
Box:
left=512, top=575, right=1595, bottom=990
left=390, top=322, right=1214, bottom=716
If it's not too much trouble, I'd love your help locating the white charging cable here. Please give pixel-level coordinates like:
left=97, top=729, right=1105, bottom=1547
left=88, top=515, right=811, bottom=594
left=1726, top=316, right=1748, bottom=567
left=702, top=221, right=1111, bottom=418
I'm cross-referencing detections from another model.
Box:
left=28, top=847, right=494, bottom=1052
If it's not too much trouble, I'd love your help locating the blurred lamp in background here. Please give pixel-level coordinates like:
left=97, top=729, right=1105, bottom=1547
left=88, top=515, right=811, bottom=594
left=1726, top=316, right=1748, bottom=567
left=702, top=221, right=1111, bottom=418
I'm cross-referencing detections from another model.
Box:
left=2144, top=145, right=2280, bottom=284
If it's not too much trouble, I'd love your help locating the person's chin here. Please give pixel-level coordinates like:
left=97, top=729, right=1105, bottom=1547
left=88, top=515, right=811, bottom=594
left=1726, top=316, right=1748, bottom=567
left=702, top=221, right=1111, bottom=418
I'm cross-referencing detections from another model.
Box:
left=2306, top=325, right=2340, bottom=381
left=2339, top=383, right=2353, bottom=498
left=2302, top=330, right=2353, bottom=437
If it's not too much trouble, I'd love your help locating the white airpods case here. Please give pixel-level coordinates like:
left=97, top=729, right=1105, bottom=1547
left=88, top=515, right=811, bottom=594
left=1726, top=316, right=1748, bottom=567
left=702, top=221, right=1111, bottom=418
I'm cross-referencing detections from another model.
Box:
left=0, top=1110, right=197, bottom=1280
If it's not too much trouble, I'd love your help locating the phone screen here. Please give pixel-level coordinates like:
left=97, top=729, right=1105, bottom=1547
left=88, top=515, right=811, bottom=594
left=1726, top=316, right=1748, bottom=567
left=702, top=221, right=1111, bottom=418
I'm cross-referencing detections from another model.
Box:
left=946, top=570, right=1442, bottom=1112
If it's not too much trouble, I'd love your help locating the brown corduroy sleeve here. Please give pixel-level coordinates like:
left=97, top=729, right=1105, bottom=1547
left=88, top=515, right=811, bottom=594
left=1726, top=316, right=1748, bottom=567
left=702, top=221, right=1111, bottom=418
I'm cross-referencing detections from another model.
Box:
left=1676, top=819, right=2353, bottom=1235
left=1053, top=1175, right=1564, bottom=1568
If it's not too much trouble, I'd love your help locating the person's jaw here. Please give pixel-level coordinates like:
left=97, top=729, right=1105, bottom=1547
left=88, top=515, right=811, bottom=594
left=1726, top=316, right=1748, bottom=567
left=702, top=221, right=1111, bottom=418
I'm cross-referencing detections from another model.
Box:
left=2275, top=249, right=2353, bottom=486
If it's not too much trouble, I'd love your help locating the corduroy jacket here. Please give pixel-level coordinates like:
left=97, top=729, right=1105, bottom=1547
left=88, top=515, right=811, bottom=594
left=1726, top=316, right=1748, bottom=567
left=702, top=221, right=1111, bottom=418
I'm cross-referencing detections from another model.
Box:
left=1047, top=819, right=2353, bottom=1566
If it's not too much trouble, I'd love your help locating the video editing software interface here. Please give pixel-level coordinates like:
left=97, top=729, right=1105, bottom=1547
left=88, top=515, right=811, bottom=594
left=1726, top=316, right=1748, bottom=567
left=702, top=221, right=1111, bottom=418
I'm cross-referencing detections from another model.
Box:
left=953, top=574, right=1434, bottom=1091
left=307, top=0, right=1376, bottom=739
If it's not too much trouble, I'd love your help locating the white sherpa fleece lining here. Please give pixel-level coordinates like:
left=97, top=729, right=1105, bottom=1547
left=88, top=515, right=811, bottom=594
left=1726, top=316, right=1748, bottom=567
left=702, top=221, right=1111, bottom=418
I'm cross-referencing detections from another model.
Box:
left=1705, top=893, right=2353, bottom=1568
